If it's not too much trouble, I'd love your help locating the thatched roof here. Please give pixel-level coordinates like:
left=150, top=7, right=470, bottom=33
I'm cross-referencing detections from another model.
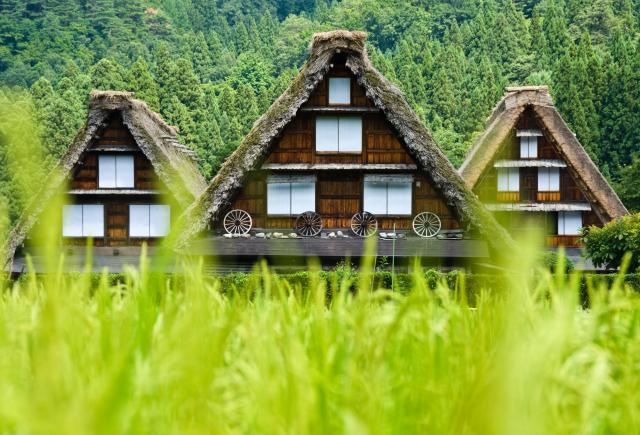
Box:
left=176, top=30, right=515, bottom=254
left=2, top=91, right=207, bottom=269
left=459, top=86, right=628, bottom=222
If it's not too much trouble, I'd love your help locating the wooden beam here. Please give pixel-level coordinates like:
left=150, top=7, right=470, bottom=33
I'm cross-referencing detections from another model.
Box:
left=261, top=163, right=418, bottom=171
left=299, top=106, right=381, bottom=113
left=68, top=189, right=160, bottom=195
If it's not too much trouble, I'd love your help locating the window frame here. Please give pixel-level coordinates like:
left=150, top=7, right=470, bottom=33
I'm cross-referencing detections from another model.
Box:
left=362, top=174, right=413, bottom=216
left=557, top=211, right=582, bottom=236
left=266, top=175, right=317, bottom=217
left=520, top=136, right=538, bottom=159
left=129, top=204, right=171, bottom=238
left=315, top=116, right=363, bottom=154
left=328, top=77, right=351, bottom=105
left=497, top=168, right=520, bottom=192
left=98, top=154, right=135, bottom=189
left=62, top=204, right=105, bottom=238
left=538, top=167, right=560, bottom=192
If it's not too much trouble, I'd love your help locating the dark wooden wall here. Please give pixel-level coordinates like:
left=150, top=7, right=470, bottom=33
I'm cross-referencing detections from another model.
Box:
left=223, top=171, right=460, bottom=232
left=62, top=113, right=169, bottom=247
left=475, top=110, right=591, bottom=206
left=264, top=113, right=412, bottom=165
left=221, top=61, right=461, bottom=234
left=71, top=115, right=158, bottom=190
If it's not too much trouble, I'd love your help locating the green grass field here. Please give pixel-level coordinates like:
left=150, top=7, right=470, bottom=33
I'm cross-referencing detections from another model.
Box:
left=0, top=249, right=639, bottom=435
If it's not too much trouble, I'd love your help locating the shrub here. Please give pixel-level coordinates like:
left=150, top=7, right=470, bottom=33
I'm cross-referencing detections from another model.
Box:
left=581, top=213, right=640, bottom=271
left=541, top=251, right=575, bottom=273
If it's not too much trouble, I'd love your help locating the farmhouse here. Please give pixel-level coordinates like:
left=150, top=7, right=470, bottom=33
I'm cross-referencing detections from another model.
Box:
left=459, top=86, right=627, bottom=248
left=3, top=91, right=206, bottom=273
left=178, top=30, right=514, bottom=269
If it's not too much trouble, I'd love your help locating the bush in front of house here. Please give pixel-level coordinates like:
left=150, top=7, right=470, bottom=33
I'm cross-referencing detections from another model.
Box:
left=581, top=213, right=640, bottom=271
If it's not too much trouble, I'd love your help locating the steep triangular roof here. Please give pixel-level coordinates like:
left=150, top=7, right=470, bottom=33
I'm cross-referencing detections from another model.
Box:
left=177, top=30, right=514, bottom=253
left=3, top=90, right=207, bottom=268
left=459, top=86, right=628, bottom=222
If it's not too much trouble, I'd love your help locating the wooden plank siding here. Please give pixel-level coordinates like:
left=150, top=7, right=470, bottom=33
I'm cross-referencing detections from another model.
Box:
left=473, top=109, right=606, bottom=247
left=222, top=171, right=460, bottom=232
left=221, top=63, right=462, bottom=234
left=62, top=113, right=170, bottom=247
left=475, top=109, right=591, bottom=205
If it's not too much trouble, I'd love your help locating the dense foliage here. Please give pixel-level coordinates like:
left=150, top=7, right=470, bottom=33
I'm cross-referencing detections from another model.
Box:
left=1, top=0, right=640, bottom=220
left=0, top=251, right=640, bottom=433
left=582, top=213, right=640, bottom=271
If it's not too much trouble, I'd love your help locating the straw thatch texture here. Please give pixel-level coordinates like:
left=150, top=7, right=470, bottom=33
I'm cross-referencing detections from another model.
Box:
left=2, top=91, right=207, bottom=270
left=176, top=30, right=515, bottom=255
left=459, top=87, right=628, bottom=222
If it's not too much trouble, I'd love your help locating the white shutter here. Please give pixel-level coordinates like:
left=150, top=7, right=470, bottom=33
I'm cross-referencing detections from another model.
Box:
left=387, top=182, right=412, bottom=215
left=98, top=155, right=116, bottom=188
left=62, top=205, right=83, bottom=237
left=315, top=117, right=339, bottom=152
left=549, top=168, right=560, bottom=191
left=290, top=183, right=315, bottom=214
left=508, top=168, right=520, bottom=192
left=328, top=77, right=351, bottom=105
left=149, top=205, right=170, bottom=237
left=338, top=117, right=362, bottom=152
left=529, top=137, right=538, bottom=158
left=363, top=181, right=388, bottom=214
left=497, top=168, right=508, bottom=192
left=520, top=137, right=529, bottom=158
left=538, top=168, right=549, bottom=191
left=267, top=183, right=292, bottom=215
left=82, top=205, right=104, bottom=237
left=116, top=155, right=134, bottom=188
left=559, top=211, right=582, bottom=235
left=129, top=204, right=150, bottom=237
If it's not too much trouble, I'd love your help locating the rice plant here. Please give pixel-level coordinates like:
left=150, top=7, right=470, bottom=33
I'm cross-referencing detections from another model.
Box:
left=0, top=246, right=638, bottom=435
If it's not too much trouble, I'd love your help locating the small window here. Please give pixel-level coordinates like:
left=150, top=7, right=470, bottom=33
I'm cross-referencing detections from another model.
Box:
left=99, top=155, right=134, bottom=188
left=315, top=116, right=362, bottom=153
left=328, top=77, right=351, bottom=105
left=497, top=168, right=519, bottom=192
left=558, top=211, right=582, bottom=235
left=267, top=176, right=316, bottom=215
left=520, top=137, right=538, bottom=158
left=62, top=204, right=104, bottom=237
left=363, top=175, right=412, bottom=215
left=538, top=168, right=560, bottom=192
left=129, top=204, right=170, bottom=237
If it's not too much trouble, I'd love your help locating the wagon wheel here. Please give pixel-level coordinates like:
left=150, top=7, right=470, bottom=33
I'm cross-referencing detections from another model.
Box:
left=294, top=211, right=323, bottom=237
left=223, top=209, right=252, bottom=235
left=412, top=212, right=441, bottom=238
left=351, top=212, right=378, bottom=238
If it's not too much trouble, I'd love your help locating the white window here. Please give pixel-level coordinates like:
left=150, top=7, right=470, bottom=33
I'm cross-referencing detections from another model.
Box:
left=328, top=77, right=351, bottom=105
left=62, top=204, right=104, bottom=237
left=99, top=155, right=134, bottom=188
left=129, top=204, right=171, bottom=237
left=538, top=168, right=560, bottom=191
left=520, top=137, right=538, bottom=158
left=558, top=211, right=582, bottom=235
left=315, top=116, right=362, bottom=152
left=497, top=168, right=519, bottom=192
left=363, top=175, right=412, bottom=215
left=267, top=175, right=316, bottom=215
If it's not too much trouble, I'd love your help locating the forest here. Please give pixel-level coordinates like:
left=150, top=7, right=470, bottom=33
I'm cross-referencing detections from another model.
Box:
left=1, top=0, right=640, bottom=224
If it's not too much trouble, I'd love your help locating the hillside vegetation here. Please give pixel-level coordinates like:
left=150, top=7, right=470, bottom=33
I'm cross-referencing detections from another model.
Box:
left=1, top=0, right=640, bottom=222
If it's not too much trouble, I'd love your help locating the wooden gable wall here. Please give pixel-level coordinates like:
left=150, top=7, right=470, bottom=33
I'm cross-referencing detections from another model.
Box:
left=220, top=61, right=461, bottom=233
left=63, top=113, right=170, bottom=247
left=474, top=109, right=595, bottom=208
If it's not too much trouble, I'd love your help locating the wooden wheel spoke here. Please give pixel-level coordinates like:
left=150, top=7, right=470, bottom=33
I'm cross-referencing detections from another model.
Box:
left=295, top=211, right=322, bottom=237
left=412, top=212, right=441, bottom=238
left=351, top=212, right=377, bottom=238
left=223, top=209, right=252, bottom=235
